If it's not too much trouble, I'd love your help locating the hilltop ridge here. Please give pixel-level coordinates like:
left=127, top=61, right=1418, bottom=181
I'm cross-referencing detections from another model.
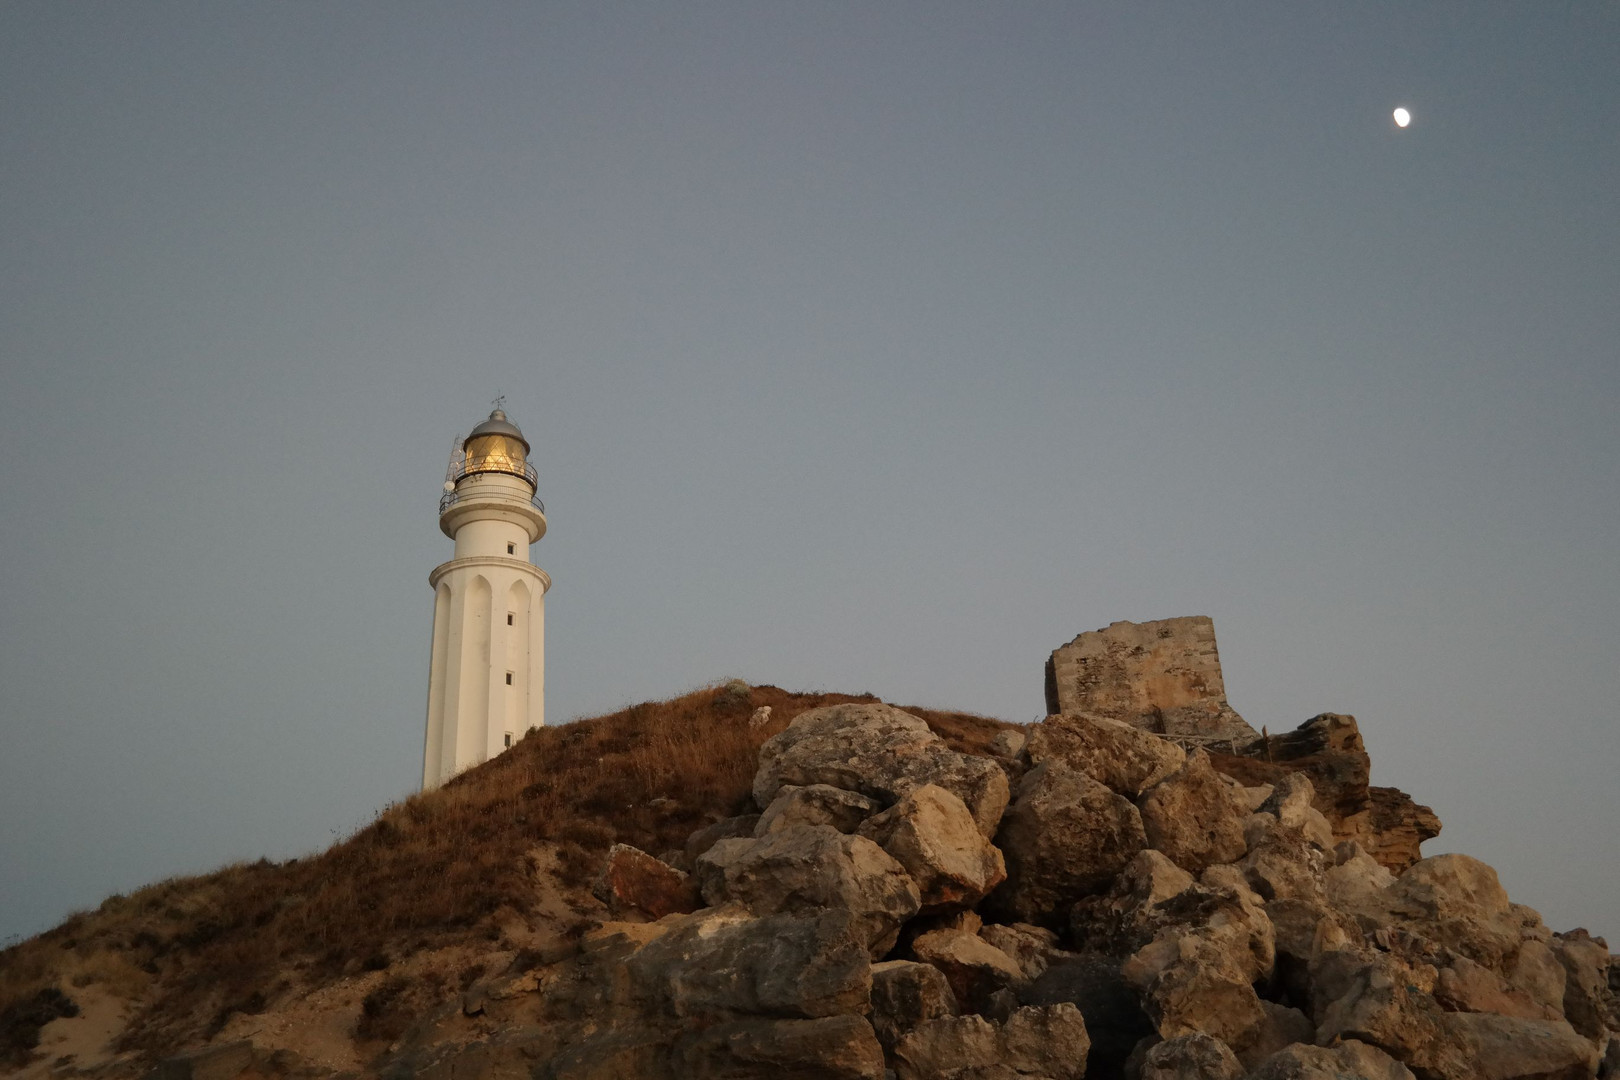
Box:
left=2, top=618, right=1615, bottom=1080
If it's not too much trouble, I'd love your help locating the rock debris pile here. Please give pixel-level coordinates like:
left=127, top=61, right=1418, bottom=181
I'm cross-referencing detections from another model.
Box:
left=398, top=620, right=1620, bottom=1078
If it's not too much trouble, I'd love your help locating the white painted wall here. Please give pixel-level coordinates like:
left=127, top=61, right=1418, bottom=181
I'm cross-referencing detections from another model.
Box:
left=422, top=465, right=548, bottom=790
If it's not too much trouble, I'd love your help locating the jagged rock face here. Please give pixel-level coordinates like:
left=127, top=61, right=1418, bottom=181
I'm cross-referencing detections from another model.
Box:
left=754, top=703, right=1011, bottom=837
left=1208, top=713, right=1441, bottom=874
left=1044, top=616, right=1260, bottom=744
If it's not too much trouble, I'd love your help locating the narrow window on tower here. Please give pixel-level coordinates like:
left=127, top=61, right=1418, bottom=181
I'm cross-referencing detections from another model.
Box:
left=504, top=732, right=513, bottom=748
left=505, top=672, right=513, bottom=685
left=507, top=543, right=515, bottom=554
left=507, top=612, right=514, bottom=625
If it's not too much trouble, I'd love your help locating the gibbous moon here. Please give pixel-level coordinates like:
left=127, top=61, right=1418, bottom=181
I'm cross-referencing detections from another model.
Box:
left=1393, top=107, right=1412, bottom=128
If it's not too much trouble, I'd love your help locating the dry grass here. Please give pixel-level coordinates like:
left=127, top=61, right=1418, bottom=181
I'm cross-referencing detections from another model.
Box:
left=0, top=682, right=1011, bottom=1062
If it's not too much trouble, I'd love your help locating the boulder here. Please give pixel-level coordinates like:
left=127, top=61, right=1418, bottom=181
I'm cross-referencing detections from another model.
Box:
left=1378, top=854, right=1525, bottom=972
left=1024, top=712, right=1187, bottom=797
left=1434, top=953, right=1560, bottom=1021
left=593, top=844, right=700, bottom=920
left=870, top=960, right=959, bottom=1051
left=752, top=703, right=1010, bottom=836
left=1240, top=818, right=1328, bottom=904
left=892, top=1005, right=1091, bottom=1080
left=1139, top=1033, right=1243, bottom=1080
left=978, top=923, right=1063, bottom=982
left=989, top=760, right=1147, bottom=926
left=1070, top=849, right=1198, bottom=956
left=1432, top=1012, right=1601, bottom=1080
left=1138, top=750, right=1250, bottom=875
left=1553, top=929, right=1615, bottom=1040
left=685, top=814, right=762, bottom=863
left=857, top=784, right=1006, bottom=913
left=671, top=1016, right=886, bottom=1080
left=1322, top=841, right=1395, bottom=914
left=1121, top=874, right=1276, bottom=1051
left=910, top=928, right=1025, bottom=1015
left=1258, top=774, right=1336, bottom=851
left=1245, top=1040, right=1415, bottom=1080
left=755, top=784, right=879, bottom=836
left=1240, top=1001, right=1316, bottom=1069
left=1043, top=616, right=1260, bottom=744
left=1508, top=939, right=1569, bottom=1017
left=693, top=825, right=921, bottom=958
left=625, top=905, right=871, bottom=1019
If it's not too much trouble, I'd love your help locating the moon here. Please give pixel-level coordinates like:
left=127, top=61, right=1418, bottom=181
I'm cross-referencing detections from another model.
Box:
left=1393, top=107, right=1412, bottom=128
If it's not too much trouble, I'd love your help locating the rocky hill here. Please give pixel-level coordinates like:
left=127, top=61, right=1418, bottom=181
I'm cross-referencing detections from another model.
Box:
left=2, top=617, right=1616, bottom=1080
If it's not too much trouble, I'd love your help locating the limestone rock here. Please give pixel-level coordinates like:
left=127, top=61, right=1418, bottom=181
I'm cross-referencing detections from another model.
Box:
left=1432, top=1011, right=1601, bottom=1080
left=1022, top=953, right=1155, bottom=1076
left=1323, top=841, right=1395, bottom=914
left=910, top=928, right=1025, bottom=1015
left=671, top=1015, right=886, bottom=1080
left=1240, top=1001, right=1316, bottom=1069
left=1121, top=874, right=1276, bottom=1051
left=1259, top=774, right=1336, bottom=850
left=1245, top=1040, right=1415, bottom=1080
left=1069, top=849, right=1197, bottom=956
left=685, top=814, right=762, bottom=863
left=1240, top=817, right=1329, bottom=904
left=753, top=703, right=1011, bottom=836
left=978, top=923, right=1063, bottom=982
left=1138, top=750, right=1250, bottom=875
left=1043, top=616, right=1259, bottom=744
left=1553, top=929, right=1615, bottom=1040
left=625, top=905, right=871, bottom=1019
left=1434, top=953, right=1560, bottom=1021
left=991, top=728, right=1029, bottom=761
left=857, top=784, right=1007, bottom=913
left=593, top=843, right=700, bottom=920
left=1139, top=1033, right=1243, bottom=1080
left=1378, top=854, right=1525, bottom=972
left=1205, top=714, right=1439, bottom=874
left=1508, top=938, right=1569, bottom=1017
left=989, top=760, right=1147, bottom=926
left=892, top=1005, right=1091, bottom=1080
left=756, top=784, right=879, bottom=836
left=1024, top=711, right=1187, bottom=797
left=870, top=960, right=959, bottom=1050
left=693, top=825, right=921, bottom=958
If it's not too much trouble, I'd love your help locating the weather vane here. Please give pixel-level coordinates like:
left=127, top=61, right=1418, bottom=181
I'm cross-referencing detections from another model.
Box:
left=491, top=393, right=506, bottom=412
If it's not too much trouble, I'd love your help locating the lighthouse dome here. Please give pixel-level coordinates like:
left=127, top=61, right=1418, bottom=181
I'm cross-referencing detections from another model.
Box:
left=466, top=408, right=531, bottom=452
left=462, top=407, right=533, bottom=482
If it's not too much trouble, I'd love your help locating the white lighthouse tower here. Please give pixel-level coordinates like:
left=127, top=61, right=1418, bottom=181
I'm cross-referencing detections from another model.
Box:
left=421, top=404, right=550, bottom=791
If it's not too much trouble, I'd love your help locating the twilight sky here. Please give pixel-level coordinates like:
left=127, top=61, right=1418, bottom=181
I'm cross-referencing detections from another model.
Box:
left=2, top=3, right=1616, bottom=945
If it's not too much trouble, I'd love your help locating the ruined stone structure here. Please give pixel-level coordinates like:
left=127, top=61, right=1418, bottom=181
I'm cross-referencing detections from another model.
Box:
left=1045, top=616, right=1260, bottom=746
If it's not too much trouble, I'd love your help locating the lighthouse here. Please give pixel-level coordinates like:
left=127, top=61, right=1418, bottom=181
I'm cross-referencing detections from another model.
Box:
left=421, top=404, right=550, bottom=790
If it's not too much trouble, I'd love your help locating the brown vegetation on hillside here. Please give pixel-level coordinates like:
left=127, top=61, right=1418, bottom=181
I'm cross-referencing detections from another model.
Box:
left=0, top=682, right=1010, bottom=1066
